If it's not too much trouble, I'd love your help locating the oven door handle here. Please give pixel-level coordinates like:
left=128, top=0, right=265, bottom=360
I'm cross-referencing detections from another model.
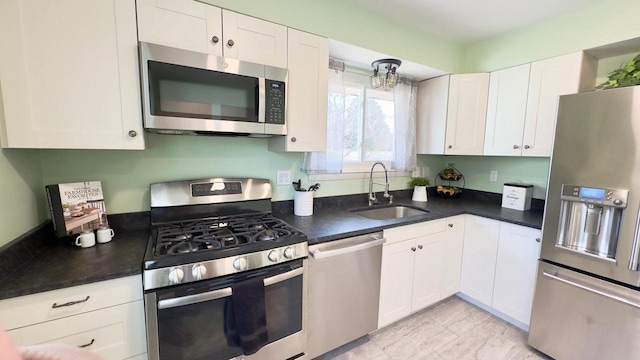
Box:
left=157, top=287, right=232, bottom=310
left=263, top=267, right=304, bottom=287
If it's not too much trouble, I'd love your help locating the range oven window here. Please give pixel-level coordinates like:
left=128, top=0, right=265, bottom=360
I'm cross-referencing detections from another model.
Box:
left=154, top=262, right=303, bottom=360
left=147, top=60, right=259, bottom=122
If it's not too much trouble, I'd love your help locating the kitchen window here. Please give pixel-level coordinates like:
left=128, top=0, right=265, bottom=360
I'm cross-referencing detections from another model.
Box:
left=302, top=60, right=417, bottom=176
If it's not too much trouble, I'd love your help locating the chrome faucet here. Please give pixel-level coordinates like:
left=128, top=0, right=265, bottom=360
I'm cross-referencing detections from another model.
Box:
left=368, top=162, right=393, bottom=206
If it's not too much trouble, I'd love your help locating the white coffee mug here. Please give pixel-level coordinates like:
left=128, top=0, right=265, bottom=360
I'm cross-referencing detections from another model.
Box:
left=97, top=226, right=115, bottom=244
left=75, top=231, right=96, bottom=248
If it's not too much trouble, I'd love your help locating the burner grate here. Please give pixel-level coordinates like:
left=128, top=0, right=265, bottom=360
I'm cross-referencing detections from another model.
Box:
left=154, top=213, right=300, bottom=257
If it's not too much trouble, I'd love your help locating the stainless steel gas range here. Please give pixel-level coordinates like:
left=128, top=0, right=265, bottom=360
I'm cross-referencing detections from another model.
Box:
left=142, top=178, right=308, bottom=360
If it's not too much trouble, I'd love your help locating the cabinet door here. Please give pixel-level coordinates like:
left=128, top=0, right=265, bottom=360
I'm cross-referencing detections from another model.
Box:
left=416, top=75, right=449, bottom=155
left=484, top=64, right=530, bottom=156
left=269, top=29, right=328, bottom=152
left=441, top=215, right=465, bottom=298
left=378, top=240, right=415, bottom=328
left=9, top=300, right=146, bottom=360
left=411, top=234, right=443, bottom=311
left=222, top=10, right=287, bottom=68
left=0, top=0, right=144, bottom=149
left=460, top=215, right=500, bottom=307
left=136, top=0, right=222, bottom=56
left=493, top=223, right=541, bottom=326
left=522, top=52, right=593, bottom=157
left=444, top=73, right=490, bottom=155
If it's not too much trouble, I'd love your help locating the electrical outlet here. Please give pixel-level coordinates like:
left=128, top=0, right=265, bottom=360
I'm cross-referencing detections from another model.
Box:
left=276, top=170, right=291, bottom=185
left=490, top=170, right=498, bottom=182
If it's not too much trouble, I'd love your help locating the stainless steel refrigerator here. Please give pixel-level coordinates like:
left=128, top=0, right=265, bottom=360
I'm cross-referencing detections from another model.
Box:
left=528, top=86, right=640, bottom=359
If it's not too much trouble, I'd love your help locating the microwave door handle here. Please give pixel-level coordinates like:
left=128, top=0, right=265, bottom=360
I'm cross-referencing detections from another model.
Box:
left=258, top=78, right=266, bottom=123
left=629, top=204, right=640, bottom=271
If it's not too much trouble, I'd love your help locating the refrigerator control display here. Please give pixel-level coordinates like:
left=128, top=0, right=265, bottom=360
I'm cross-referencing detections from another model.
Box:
left=579, top=187, right=606, bottom=200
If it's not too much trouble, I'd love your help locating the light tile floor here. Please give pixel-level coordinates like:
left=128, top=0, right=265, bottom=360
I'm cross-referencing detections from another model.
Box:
left=314, top=296, right=552, bottom=360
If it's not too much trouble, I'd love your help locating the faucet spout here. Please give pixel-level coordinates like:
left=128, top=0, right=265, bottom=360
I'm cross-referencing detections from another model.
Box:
left=368, top=162, right=392, bottom=206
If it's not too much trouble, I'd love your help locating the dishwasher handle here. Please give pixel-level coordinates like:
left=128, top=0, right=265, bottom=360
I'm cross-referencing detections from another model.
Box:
left=310, top=236, right=386, bottom=260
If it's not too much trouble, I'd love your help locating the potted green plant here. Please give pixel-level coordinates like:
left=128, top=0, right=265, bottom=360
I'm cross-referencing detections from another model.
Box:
left=596, top=53, right=640, bottom=90
left=409, top=177, right=430, bottom=202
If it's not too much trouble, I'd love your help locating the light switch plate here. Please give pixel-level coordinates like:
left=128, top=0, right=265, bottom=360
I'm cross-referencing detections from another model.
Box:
left=276, top=170, right=292, bottom=185
left=490, top=170, right=498, bottom=182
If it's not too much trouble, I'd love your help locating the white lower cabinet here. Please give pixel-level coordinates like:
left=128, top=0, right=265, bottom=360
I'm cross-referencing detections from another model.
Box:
left=460, top=215, right=500, bottom=307
left=378, top=217, right=464, bottom=328
left=459, top=217, right=541, bottom=329
left=0, top=276, right=146, bottom=360
left=492, top=222, right=541, bottom=325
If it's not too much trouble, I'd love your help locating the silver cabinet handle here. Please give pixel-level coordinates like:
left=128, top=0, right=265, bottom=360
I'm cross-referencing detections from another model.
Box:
left=629, top=205, right=640, bottom=271
left=448, top=223, right=453, bottom=228
left=447, top=145, right=452, bottom=149
left=211, top=35, right=219, bottom=44
left=417, top=245, right=423, bottom=250
left=543, top=270, right=640, bottom=309
left=52, top=296, right=90, bottom=309
left=128, top=130, right=137, bottom=137
left=535, top=238, right=541, bottom=243
left=290, top=137, right=297, bottom=143
left=411, top=247, right=416, bottom=252
left=158, top=287, right=231, bottom=309
left=524, top=145, right=531, bottom=149
left=227, top=39, right=234, bottom=47
left=79, top=339, right=95, bottom=348
left=513, top=145, right=519, bottom=149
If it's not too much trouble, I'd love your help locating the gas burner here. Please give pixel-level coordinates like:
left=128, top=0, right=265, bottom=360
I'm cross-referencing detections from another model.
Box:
left=257, top=229, right=277, bottom=241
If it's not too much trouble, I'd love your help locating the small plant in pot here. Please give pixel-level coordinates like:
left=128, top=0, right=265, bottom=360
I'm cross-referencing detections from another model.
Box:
left=409, top=177, right=430, bottom=202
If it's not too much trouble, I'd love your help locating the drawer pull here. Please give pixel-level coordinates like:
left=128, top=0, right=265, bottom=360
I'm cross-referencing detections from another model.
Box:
left=79, top=339, right=95, bottom=348
left=52, top=296, right=90, bottom=309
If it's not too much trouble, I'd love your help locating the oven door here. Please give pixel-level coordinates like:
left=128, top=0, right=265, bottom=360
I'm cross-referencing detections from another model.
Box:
left=145, top=259, right=307, bottom=360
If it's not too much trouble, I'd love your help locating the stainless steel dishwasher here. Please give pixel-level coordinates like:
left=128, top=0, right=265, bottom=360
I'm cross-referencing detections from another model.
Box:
left=307, top=231, right=385, bottom=359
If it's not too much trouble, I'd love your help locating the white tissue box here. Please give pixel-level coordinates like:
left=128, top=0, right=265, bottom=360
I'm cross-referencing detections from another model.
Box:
left=502, top=183, right=533, bottom=211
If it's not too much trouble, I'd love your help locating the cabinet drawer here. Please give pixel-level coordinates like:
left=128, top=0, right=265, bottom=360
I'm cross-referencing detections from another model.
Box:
left=383, top=219, right=446, bottom=244
left=8, top=300, right=146, bottom=360
left=0, top=275, right=142, bottom=330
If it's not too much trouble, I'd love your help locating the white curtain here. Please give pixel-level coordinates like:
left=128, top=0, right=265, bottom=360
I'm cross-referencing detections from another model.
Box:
left=391, top=79, right=417, bottom=172
left=301, top=62, right=345, bottom=174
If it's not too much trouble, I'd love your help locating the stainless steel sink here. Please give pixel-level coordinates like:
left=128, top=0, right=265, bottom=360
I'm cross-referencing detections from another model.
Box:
left=351, top=205, right=429, bottom=220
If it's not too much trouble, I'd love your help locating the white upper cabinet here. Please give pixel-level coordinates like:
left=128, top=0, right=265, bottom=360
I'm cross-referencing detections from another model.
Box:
left=484, top=52, right=596, bottom=157
left=444, top=73, right=490, bottom=155
left=221, top=10, right=287, bottom=68
left=136, top=1, right=287, bottom=68
left=483, top=64, right=531, bottom=156
left=268, top=29, right=328, bottom=152
left=136, top=0, right=223, bottom=56
left=0, top=0, right=144, bottom=149
left=522, top=51, right=596, bottom=157
left=416, top=75, right=449, bottom=155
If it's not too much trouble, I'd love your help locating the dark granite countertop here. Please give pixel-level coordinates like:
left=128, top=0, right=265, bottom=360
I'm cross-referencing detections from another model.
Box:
left=0, top=189, right=543, bottom=300
left=0, top=213, right=150, bottom=301
left=273, top=189, right=543, bottom=245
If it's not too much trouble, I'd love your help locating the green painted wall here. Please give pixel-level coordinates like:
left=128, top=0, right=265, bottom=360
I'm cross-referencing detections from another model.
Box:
left=2, top=0, right=640, bottom=247
left=0, top=149, right=46, bottom=246
left=464, top=0, right=640, bottom=72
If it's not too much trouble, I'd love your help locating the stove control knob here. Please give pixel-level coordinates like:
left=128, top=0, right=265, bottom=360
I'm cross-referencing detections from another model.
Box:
left=191, top=264, right=207, bottom=280
left=233, top=257, right=248, bottom=271
left=168, top=267, right=184, bottom=284
left=283, top=247, right=295, bottom=259
left=268, top=250, right=280, bottom=262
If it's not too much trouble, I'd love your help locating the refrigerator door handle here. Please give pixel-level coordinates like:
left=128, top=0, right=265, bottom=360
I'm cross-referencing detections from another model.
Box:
left=628, top=206, right=640, bottom=271
left=542, top=270, right=640, bottom=309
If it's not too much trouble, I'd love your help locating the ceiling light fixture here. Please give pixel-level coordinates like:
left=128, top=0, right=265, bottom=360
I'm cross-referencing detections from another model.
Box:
left=371, top=58, right=402, bottom=90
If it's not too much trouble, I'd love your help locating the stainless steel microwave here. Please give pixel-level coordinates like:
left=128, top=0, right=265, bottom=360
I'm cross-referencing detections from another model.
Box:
left=139, top=42, right=287, bottom=137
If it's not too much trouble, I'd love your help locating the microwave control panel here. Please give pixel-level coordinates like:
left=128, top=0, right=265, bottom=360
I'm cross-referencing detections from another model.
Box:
left=560, top=184, right=628, bottom=208
left=265, top=80, right=286, bottom=124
